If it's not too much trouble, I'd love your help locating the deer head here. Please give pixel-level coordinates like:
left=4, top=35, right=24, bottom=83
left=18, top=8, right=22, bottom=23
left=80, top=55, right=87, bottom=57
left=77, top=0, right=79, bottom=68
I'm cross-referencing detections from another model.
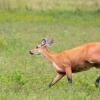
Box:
left=29, top=38, right=54, bottom=55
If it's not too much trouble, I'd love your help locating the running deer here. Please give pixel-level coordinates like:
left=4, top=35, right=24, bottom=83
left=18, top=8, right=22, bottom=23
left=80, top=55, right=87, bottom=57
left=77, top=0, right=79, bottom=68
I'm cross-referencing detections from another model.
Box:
left=29, top=38, right=100, bottom=88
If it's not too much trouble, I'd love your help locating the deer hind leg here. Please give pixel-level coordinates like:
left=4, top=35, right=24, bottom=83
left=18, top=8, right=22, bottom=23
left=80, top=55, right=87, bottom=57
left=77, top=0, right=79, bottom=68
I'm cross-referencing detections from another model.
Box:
left=95, top=76, right=100, bottom=87
left=88, top=55, right=100, bottom=87
left=94, top=64, right=100, bottom=87
left=48, top=72, right=65, bottom=88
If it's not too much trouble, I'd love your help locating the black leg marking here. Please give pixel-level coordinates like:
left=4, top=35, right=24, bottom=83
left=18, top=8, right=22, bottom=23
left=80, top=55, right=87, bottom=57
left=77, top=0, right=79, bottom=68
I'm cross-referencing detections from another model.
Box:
left=95, top=76, right=100, bottom=88
left=48, top=83, right=52, bottom=88
left=67, top=77, right=72, bottom=84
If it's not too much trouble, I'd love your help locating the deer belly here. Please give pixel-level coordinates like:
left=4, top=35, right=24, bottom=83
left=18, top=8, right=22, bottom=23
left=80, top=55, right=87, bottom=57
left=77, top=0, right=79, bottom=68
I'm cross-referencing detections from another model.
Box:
left=52, top=62, right=64, bottom=72
left=72, top=62, right=92, bottom=73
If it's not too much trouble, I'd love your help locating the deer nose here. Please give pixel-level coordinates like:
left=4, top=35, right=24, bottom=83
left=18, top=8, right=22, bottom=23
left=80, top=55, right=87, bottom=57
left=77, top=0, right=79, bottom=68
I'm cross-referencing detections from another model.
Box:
left=29, top=50, right=34, bottom=55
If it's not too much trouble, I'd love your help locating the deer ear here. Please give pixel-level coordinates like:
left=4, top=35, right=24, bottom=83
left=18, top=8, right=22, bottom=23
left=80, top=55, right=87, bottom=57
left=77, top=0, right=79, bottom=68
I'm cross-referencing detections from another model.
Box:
left=41, top=38, right=47, bottom=46
left=47, top=39, right=54, bottom=47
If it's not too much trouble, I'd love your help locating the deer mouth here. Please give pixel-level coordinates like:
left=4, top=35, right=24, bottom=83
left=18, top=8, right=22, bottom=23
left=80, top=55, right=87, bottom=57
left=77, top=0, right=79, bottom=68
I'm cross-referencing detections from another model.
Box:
left=29, top=51, right=34, bottom=55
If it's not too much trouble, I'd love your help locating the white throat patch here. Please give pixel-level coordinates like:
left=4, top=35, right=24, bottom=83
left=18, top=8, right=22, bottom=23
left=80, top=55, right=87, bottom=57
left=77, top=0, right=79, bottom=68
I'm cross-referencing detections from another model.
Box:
left=52, top=62, right=64, bottom=72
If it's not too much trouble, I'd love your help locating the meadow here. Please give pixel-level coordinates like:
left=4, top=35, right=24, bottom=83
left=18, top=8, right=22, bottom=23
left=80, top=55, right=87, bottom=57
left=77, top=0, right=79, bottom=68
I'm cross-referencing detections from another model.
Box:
left=0, top=0, right=100, bottom=100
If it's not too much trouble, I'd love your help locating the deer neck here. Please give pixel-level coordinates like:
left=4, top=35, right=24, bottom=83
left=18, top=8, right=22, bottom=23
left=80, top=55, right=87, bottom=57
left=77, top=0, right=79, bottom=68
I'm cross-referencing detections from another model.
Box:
left=41, top=47, right=55, bottom=63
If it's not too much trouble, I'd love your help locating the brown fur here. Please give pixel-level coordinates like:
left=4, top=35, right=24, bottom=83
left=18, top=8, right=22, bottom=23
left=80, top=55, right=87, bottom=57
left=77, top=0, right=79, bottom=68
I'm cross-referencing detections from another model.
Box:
left=30, top=42, right=100, bottom=88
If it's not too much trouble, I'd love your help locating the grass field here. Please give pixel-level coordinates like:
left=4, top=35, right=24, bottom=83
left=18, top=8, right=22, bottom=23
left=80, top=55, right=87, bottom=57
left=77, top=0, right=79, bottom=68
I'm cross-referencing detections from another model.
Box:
left=0, top=5, right=100, bottom=100
left=0, top=0, right=100, bottom=11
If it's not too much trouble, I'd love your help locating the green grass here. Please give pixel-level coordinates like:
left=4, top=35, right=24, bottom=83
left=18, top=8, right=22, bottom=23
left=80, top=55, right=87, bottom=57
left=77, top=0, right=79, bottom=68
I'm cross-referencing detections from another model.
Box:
left=0, top=10, right=100, bottom=100
left=0, top=10, right=100, bottom=26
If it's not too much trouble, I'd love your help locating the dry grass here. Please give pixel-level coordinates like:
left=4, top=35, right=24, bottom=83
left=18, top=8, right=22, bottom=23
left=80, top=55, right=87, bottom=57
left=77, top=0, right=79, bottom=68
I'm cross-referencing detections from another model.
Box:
left=0, top=0, right=100, bottom=11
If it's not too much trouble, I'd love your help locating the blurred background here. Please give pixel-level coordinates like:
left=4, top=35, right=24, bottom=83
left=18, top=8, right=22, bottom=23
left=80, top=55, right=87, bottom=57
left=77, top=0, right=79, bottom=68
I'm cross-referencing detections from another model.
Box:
left=0, top=0, right=100, bottom=100
left=0, top=0, right=100, bottom=11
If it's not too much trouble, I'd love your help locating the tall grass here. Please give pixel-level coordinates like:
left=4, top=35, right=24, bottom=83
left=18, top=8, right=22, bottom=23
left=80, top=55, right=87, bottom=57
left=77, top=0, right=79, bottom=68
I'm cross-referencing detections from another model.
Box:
left=0, top=0, right=100, bottom=11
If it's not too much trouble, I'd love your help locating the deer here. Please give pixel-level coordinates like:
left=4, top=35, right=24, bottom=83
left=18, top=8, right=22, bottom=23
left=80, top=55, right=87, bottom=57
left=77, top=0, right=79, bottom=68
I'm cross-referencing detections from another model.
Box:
left=29, top=38, right=100, bottom=88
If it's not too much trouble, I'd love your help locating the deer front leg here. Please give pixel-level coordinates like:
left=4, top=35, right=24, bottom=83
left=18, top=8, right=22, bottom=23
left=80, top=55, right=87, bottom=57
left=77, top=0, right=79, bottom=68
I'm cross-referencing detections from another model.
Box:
left=48, top=73, right=65, bottom=88
left=65, top=67, right=72, bottom=84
